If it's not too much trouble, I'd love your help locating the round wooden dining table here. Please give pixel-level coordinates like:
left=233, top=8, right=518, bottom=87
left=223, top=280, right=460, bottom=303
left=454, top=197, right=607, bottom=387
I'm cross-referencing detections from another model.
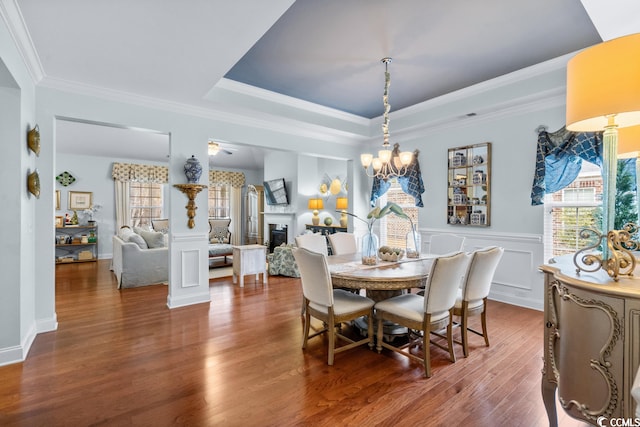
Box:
left=327, top=253, right=435, bottom=301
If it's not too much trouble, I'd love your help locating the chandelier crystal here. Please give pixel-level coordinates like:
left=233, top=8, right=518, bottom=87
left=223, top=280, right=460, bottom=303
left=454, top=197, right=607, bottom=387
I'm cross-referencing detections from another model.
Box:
left=361, top=57, right=413, bottom=181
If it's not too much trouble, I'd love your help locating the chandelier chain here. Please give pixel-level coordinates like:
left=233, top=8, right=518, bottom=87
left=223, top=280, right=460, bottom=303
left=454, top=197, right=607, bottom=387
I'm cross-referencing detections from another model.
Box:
left=360, top=57, right=413, bottom=181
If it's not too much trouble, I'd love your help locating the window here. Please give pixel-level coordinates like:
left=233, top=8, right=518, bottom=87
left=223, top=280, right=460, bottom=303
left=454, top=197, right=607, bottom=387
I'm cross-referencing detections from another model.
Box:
left=562, top=187, right=596, bottom=203
left=543, top=162, right=602, bottom=261
left=130, top=182, right=164, bottom=228
left=380, top=180, right=418, bottom=248
left=208, top=185, right=230, bottom=218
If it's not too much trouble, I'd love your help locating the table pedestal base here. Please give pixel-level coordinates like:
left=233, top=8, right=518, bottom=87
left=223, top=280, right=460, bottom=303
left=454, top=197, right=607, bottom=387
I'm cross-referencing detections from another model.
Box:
left=353, top=316, right=407, bottom=342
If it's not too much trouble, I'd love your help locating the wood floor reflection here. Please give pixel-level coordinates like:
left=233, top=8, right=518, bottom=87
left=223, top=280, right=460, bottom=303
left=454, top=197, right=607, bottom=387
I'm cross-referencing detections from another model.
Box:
left=0, top=260, right=588, bottom=426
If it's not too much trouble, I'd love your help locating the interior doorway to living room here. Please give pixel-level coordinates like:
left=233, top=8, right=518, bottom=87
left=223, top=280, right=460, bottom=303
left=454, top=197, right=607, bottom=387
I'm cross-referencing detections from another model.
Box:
left=55, top=118, right=170, bottom=290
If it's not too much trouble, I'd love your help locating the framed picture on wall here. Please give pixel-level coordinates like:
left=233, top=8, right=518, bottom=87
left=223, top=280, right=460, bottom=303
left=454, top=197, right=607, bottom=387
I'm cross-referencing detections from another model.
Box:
left=68, top=191, right=92, bottom=210
left=56, top=190, right=61, bottom=210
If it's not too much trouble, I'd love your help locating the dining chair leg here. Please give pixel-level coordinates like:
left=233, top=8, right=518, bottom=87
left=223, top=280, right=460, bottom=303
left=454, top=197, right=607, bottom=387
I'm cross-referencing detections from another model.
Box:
left=302, top=302, right=311, bottom=349
left=423, top=316, right=432, bottom=378
left=461, top=301, right=470, bottom=357
left=367, top=314, right=374, bottom=349
left=447, top=312, right=456, bottom=363
left=481, top=298, right=490, bottom=347
left=327, top=310, right=336, bottom=366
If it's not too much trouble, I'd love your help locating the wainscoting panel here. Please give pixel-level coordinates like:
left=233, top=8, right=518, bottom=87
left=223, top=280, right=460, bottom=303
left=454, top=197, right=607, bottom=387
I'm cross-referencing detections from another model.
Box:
left=167, top=232, right=210, bottom=309
left=180, top=249, right=200, bottom=288
left=421, top=228, right=545, bottom=311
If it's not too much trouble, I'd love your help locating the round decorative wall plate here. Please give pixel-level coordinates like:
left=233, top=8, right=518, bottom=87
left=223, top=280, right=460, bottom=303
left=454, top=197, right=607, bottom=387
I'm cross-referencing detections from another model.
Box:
left=56, top=171, right=76, bottom=187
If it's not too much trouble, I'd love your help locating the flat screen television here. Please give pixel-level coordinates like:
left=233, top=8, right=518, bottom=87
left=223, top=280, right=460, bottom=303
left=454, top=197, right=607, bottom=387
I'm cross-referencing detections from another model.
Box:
left=264, top=178, right=289, bottom=205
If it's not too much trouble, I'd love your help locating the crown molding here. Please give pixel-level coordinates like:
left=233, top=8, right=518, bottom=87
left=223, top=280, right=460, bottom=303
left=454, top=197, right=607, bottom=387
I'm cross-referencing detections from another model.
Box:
left=0, top=0, right=44, bottom=83
left=38, top=76, right=369, bottom=145
left=391, top=51, right=573, bottom=122
left=214, top=78, right=370, bottom=126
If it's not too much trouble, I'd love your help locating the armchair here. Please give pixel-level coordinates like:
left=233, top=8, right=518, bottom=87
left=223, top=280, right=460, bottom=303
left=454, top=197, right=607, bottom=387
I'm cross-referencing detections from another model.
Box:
left=208, top=218, right=233, bottom=266
left=267, top=244, right=300, bottom=277
left=209, top=218, right=231, bottom=243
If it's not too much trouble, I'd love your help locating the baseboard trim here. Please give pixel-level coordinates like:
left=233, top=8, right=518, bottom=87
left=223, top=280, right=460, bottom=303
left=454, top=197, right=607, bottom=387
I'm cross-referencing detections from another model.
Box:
left=489, top=291, right=543, bottom=312
left=0, top=317, right=48, bottom=367
left=166, top=292, right=211, bottom=309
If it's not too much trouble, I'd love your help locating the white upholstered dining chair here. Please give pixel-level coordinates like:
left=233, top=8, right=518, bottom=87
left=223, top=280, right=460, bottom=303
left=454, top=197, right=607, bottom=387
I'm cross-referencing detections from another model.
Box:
left=454, top=246, right=503, bottom=357
left=327, top=232, right=357, bottom=255
left=374, top=251, right=471, bottom=377
left=295, top=234, right=328, bottom=256
left=414, top=233, right=466, bottom=295
left=292, top=247, right=375, bottom=365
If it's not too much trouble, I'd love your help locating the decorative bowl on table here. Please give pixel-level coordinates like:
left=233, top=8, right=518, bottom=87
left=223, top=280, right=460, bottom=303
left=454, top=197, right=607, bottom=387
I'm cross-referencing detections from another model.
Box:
left=378, top=246, right=405, bottom=262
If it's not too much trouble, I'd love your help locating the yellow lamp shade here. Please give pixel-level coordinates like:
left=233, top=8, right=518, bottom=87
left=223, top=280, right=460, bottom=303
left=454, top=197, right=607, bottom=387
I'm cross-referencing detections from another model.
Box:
left=335, top=197, right=348, bottom=210
left=566, top=33, right=640, bottom=131
left=308, top=198, right=323, bottom=210
left=618, top=125, right=640, bottom=156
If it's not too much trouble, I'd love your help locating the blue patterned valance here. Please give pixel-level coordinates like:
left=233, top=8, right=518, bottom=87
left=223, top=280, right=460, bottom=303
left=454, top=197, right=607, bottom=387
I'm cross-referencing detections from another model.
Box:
left=370, top=147, right=424, bottom=207
left=530, top=127, right=603, bottom=205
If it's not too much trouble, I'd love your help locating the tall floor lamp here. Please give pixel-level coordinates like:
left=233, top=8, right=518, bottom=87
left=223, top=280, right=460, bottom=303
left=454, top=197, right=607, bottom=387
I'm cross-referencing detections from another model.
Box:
left=567, top=33, right=640, bottom=278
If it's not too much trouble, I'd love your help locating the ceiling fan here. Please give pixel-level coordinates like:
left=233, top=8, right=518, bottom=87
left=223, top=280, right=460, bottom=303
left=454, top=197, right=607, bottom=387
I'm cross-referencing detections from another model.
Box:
left=208, top=140, right=235, bottom=156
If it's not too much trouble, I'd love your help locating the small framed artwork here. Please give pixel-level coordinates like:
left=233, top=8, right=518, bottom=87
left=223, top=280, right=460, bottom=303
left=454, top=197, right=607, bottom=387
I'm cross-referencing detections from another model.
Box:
left=55, top=216, right=64, bottom=228
left=56, top=190, right=61, bottom=210
left=68, top=191, right=92, bottom=210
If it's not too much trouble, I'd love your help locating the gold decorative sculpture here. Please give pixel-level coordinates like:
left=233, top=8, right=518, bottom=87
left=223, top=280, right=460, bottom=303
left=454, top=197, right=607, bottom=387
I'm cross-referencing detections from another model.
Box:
left=573, top=223, right=639, bottom=281
left=27, top=124, right=40, bottom=156
left=173, top=184, right=207, bottom=228
left=27, top=169, right=40, bottom=198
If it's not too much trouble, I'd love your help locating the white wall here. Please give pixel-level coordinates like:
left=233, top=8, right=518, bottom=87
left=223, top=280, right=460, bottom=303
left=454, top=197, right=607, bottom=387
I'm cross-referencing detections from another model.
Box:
left=0, top=21, right=39, bottom=366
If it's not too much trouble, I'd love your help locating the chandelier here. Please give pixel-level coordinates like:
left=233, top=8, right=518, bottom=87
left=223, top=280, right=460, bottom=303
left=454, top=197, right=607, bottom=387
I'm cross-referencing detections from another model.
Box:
left=360, top=58, right=413, bottom=180
left=208, top=140, right=220, bottom=156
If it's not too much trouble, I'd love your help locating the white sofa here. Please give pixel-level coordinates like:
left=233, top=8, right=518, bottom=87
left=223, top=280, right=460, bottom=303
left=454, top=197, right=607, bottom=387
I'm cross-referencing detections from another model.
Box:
left=112, top=234, right=168, bottom=289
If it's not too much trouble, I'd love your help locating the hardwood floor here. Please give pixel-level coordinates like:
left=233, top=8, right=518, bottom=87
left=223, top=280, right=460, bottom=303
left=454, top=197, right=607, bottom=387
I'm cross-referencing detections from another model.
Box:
left=0, top=260, right=588, bottom=426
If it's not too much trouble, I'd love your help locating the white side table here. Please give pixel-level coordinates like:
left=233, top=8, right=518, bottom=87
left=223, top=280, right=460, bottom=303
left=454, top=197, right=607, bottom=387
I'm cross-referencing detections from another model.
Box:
left=232, top=245, right=267, bottom=287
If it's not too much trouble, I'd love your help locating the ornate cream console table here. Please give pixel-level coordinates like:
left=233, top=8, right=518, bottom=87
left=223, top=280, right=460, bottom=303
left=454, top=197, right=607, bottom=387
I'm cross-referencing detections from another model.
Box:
left=540, top=255, right=640, bottom=425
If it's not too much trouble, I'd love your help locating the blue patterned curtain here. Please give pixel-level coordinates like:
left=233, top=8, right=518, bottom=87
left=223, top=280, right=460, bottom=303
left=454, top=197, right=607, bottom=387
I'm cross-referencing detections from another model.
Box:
left=530, top=127, right=603, bottom=205
left=370, top=148, right=424, bottom=207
